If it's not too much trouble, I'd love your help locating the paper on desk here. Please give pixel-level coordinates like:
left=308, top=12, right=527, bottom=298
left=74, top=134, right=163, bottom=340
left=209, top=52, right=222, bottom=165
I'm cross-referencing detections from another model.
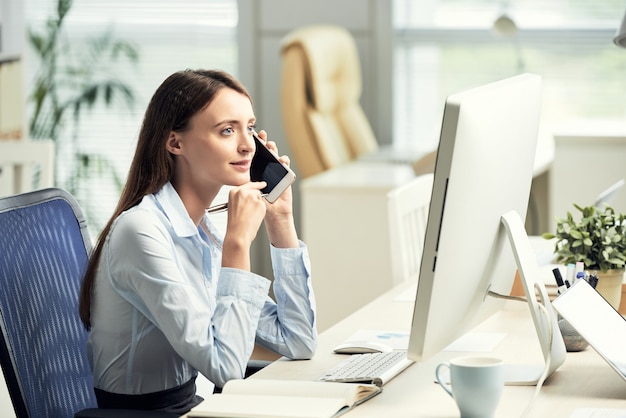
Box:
left=443, top=332, right=506, bottom=352
left=341, top=329, right=410, bottom=350
left=340, top=330, right=505, bottom=352
left=569, top=408, right=626, bottom=418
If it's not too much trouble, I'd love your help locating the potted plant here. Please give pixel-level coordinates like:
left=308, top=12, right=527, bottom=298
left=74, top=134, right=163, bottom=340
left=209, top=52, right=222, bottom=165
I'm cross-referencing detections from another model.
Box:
left=27, top=0, right=138, bottom=229
left=542, top=203, right=626, bottom=309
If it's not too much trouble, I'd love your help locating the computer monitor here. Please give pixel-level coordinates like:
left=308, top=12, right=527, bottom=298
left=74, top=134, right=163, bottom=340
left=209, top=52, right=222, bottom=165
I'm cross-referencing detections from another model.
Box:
left=407, top=73, right=566, bottom=385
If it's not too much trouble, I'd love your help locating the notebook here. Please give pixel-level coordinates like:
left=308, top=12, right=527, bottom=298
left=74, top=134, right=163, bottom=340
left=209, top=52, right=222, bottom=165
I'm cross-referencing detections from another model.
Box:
left=551, top=279, right=626, bottom=381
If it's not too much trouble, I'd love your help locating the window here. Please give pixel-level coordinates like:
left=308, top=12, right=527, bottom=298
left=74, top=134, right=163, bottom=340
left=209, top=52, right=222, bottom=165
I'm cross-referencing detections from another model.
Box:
left=392, top=0, right=626, bottom=152
left=24, top=0, right=238, bottom=230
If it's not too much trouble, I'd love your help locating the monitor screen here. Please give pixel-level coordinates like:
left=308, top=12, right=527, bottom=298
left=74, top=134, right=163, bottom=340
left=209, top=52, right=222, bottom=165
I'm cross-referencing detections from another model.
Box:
left=407, top=73, right=548, bottom=364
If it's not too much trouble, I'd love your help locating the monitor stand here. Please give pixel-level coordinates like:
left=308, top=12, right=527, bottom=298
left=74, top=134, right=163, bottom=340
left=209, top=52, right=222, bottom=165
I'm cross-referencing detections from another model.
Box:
left=499, top=210, right=566, bottom=386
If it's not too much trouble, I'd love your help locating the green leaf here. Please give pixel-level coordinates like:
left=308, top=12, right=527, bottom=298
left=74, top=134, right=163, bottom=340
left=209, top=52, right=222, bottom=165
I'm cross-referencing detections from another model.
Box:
left=544, top=203, right=626, bottom=271
left=26, top=0, right=139, bottom=231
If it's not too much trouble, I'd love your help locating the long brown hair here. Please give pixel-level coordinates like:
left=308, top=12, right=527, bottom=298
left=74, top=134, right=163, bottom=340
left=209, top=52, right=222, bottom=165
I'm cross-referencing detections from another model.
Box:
left=79, top=69, right=252, bottom=329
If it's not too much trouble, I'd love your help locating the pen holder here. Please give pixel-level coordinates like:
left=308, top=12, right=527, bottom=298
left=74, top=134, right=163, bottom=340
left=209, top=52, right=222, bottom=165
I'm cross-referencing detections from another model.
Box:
left=557, top=317, right=588, bottom=352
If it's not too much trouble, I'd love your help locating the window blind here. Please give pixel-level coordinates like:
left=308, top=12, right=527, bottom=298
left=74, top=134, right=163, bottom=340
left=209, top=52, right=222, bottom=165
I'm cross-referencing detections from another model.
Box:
left=392, top=0, right=626, bottom=152
left=24, top=0, right=237, bottom=232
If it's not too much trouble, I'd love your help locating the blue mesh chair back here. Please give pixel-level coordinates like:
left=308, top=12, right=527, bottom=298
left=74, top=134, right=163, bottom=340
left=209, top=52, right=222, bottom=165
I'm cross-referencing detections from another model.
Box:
left=0, top=189, right=183, bottom=418
left=0, top=188, right=96, bottom=418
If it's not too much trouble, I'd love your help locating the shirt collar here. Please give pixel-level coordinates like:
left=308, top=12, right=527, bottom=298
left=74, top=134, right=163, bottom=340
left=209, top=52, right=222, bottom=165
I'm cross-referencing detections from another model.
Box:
left=154, top=182, right=199, bottom=238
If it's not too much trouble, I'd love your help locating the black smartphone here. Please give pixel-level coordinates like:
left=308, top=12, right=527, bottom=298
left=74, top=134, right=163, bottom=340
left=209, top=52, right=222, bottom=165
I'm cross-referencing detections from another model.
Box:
left=250, top=132, right=296, bottom=203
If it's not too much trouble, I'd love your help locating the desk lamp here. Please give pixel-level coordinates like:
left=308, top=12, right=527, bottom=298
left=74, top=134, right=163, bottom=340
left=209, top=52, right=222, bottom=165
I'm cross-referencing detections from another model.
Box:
left=614, top=9, right=626, bottom=48
left=492, top=12, right=525, bottom=73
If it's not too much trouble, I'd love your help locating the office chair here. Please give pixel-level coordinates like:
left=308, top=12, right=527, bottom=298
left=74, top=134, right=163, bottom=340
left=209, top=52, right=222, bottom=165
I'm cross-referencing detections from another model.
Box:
left=280, top=25, right=379, bottom=179
left=0, top=188, right=177, bottom=418
left=387, top=174, right=434, bottom=284
left=279, top=25, right=437, bottom=179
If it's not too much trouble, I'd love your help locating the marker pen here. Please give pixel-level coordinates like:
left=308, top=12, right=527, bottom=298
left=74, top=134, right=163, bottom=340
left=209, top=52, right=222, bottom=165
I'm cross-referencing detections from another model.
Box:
left=552, top=267, right=567, bottom=295
left=575, top=262, right=584, bottom=281
left=588, top=271, right=599, bottom=289
left=565, top=263, right=576, bottom=288
left=575, top=271, right=585, bottom=283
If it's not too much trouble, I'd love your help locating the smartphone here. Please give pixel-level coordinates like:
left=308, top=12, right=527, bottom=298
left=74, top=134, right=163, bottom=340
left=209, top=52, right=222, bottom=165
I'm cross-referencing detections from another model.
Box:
left=250, top=132, right=296, bottom=203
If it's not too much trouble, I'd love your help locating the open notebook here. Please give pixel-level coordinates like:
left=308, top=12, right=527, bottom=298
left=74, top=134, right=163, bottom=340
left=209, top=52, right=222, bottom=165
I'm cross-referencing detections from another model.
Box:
left=552, top=279, right=626, bottom=381
left=187, top=379, right=381, bottom=418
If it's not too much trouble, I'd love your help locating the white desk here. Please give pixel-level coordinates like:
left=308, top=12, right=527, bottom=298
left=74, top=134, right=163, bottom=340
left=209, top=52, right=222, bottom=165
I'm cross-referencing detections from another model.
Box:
left=252, top=282, right=626, bottom=417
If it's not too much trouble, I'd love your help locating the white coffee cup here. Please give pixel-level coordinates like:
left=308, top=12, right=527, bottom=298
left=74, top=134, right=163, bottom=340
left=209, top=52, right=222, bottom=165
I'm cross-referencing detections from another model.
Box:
left=435, top=356, right=504, bottom=418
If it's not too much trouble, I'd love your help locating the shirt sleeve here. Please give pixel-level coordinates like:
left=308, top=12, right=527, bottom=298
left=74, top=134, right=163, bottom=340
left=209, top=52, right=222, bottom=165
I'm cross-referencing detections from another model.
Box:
left=105, top=209, right=271, bottom=388
left=254, top=241, right=318, bottom=359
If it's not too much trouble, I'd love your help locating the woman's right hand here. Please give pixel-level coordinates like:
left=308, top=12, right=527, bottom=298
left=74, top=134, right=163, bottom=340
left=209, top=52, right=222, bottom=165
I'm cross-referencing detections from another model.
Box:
left=221, top=182, right=267, bottom=271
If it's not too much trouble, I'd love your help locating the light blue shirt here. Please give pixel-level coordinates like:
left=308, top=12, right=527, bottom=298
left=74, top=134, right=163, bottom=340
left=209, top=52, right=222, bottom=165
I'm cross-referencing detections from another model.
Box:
left=88, top=182, right=317, bottom=394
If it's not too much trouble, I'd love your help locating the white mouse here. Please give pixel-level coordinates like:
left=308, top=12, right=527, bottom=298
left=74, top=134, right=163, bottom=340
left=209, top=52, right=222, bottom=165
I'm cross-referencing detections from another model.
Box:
left=332, top=340, right=394, bottom=355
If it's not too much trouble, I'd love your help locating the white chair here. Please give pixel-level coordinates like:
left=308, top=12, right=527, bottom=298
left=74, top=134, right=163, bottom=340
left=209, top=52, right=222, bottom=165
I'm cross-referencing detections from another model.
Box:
left=0, top=140, right=54, bottom=196
left=387, top=173, right=434, bottom=284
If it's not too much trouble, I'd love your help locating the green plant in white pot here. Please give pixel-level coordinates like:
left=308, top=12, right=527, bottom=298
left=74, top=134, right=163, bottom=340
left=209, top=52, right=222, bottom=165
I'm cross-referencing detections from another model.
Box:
left=542, top=204, right=626, bottom=309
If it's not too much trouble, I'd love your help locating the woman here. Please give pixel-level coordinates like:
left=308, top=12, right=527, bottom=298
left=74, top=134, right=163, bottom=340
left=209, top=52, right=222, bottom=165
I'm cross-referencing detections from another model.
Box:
left=78, top=69, right=317, bottom=413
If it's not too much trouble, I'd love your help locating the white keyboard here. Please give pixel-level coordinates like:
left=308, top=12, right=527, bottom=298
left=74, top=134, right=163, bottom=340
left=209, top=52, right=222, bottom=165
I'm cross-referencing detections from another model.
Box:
left=319, top=351, right=414, bottom=387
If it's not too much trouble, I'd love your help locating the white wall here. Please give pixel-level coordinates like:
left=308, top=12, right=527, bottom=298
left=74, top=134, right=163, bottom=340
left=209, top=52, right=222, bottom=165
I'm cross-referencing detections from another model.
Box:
left=0, top=0, right=24, bottom=61
left=551, top=123, right=626, bottom=232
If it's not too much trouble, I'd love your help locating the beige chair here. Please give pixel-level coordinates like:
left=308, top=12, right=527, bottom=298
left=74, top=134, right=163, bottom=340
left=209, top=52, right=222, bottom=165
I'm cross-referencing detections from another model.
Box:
left=0, top=140, right=54, bottom=196
left=280, top=25, right=379, bottom=179
left=387, top=173, right=434, bottom=284
left=280, top=25, right=436, bottom=179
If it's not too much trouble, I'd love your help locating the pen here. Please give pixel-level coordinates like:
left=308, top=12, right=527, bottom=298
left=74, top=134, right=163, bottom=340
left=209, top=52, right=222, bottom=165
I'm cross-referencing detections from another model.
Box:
left=206, top=193, right=270, bottom=214
left=575, top=261, right=584, bottom=276
left=574, top=262, right=585, bottom=284
left=207, top=202, right=228, bottom=214
left=575, top=271, right=585, bottom=283
left=588, top=272, right=599, bottom=289
left=565, top=263, right=575, bottom=288
left=552, top=268, right=567, bottom=295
